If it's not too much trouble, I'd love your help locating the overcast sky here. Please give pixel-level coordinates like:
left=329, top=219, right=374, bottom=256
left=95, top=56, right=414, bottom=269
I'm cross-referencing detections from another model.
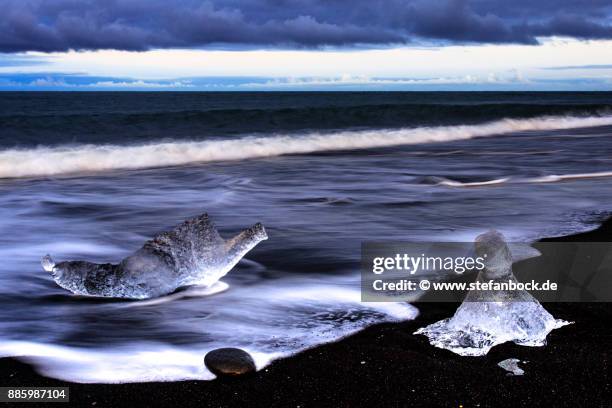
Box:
left=1, top=0, right=611, bottom=90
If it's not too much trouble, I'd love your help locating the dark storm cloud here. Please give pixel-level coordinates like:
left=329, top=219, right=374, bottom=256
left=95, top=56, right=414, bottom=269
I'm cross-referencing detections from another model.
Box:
left=1, top=0, right=611, bottom=52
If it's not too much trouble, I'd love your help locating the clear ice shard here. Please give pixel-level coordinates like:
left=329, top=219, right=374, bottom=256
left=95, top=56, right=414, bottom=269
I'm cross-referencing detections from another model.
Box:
left=498, top=358, right=525, bottom=376
left=41, top=213, right=268, bottom=299
left=415, top=230, right=571, bottom=356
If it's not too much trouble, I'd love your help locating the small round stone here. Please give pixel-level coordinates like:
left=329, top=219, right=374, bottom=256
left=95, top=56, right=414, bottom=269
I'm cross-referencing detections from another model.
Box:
left=204, top=348, right=256, bottom=377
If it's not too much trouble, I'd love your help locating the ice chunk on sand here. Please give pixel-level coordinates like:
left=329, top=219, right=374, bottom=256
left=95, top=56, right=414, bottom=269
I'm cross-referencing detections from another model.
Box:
left=498, top=358, right=525, bottom=376
left=415, top=230, right=571, bottom=356
left=41, top=214, right=267, bottom=299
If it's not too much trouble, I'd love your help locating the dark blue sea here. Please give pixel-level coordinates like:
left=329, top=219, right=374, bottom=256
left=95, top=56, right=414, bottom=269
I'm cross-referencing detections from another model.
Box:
left=1, top=92, right=612, bottom=381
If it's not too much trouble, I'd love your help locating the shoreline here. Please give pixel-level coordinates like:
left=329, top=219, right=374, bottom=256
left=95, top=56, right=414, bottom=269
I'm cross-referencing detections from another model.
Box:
left=2, top=221, right=611, bottom=407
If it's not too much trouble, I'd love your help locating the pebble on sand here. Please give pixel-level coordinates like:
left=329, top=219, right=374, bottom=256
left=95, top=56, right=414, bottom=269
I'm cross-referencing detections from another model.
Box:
left=204, top=348, right=256, bottom=377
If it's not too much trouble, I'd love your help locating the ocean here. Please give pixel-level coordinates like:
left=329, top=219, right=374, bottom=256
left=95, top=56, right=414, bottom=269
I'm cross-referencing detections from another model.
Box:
left=1, top=91, right=611, bottom=382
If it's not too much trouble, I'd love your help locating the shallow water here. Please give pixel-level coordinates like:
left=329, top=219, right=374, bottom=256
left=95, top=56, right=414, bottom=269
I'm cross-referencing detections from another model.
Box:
left=0, top=92, right=611, bottom=381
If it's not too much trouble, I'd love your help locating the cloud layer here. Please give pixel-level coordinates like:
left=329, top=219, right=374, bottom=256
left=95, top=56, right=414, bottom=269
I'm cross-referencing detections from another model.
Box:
left=1, top=0, right=611, bottom=52
left=2, top=72, right=610, bottom=91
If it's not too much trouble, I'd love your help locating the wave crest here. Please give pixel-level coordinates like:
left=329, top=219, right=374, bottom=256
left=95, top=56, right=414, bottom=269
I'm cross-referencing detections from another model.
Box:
left=2, top=114, right=612, bottom=179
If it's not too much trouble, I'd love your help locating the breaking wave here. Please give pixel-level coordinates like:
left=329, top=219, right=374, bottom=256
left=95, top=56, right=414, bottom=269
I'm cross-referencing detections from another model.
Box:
left=2, top=114, right=612, bottom=179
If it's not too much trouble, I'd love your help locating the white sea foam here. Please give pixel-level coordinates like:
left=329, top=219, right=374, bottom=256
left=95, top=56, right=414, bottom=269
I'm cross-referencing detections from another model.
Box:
left=2, top=114, right=612, bottom=178
left=436, top=177, right=511, bottom=187
left=527, top=171, right=612, bottom=183
left=430, top=171, right=612, bottom=188
left=0, top=276, right=418, bottom=383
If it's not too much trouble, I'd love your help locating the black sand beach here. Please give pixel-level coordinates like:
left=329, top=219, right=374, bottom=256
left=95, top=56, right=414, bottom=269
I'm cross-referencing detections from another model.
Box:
left=0, top=1, right=611, bottom=404
left=2, top=220, right=611, bottom=407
